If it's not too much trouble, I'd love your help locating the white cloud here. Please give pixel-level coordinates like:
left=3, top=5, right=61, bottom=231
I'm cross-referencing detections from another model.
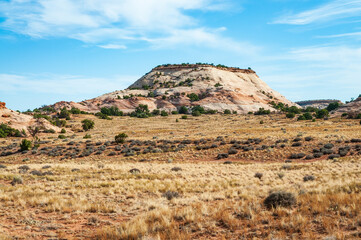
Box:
left=98, top=44, right=127, bottom=49
left=273, top=0, right=361, bottom=25
left=0, top=0, right=251, bottom=52
left=0, top=73, right=137, bottom=95
left=317, top=31, right=361, bottom=39
left=261, top=45, right=361, bottom=101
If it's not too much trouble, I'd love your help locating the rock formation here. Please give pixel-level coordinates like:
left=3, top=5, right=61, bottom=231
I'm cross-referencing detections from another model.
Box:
left=332, top=97, right=361, bottom=116
left=296, top=100, right=342, bottom=110
left=0, top=101, right=5, bottom=109
left=0, top=102, right=60, bottom=133
left=51, top=64, right=297, bottom=114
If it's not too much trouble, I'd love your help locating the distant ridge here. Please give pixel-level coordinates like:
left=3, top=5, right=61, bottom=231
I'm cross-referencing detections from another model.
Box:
left=296, top=99, right=342, bottom=109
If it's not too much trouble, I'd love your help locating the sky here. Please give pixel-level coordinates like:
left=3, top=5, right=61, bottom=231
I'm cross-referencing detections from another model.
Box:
left=0, top=0, right=361, bottom=111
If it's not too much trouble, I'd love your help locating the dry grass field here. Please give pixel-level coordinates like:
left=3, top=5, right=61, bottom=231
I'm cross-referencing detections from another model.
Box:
left=0, top=114, right=360, bottom=239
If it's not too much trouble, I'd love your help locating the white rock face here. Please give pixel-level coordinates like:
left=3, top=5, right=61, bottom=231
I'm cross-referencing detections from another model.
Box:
left=0, top=106, right=60, bottom=133
left=52, top=64, right=297, bottom=113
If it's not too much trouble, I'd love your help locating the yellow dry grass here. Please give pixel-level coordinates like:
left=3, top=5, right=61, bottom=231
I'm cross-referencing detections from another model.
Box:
left=0, top=114, right=360, bottom=239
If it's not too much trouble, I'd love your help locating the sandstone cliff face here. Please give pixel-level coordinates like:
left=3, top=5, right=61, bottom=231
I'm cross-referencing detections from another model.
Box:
left=52, top=64, right=297, bottom=114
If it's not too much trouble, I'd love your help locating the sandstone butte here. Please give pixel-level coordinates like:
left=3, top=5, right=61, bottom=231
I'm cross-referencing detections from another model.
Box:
left=50, top=64, right=298, bottom=114
left=0, top=101, right=60, bottom=133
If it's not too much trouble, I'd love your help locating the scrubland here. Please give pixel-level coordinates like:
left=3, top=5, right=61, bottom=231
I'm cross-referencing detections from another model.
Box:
left=0, top=114, right=360, bottom=239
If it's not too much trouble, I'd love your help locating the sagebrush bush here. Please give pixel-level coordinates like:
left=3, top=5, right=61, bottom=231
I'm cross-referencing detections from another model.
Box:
left=162, top=191, right=180, bottom=200
left=82, top=119, right=95, bottom=131
left=264, top=191, right=296, bottom=209
left=58, top=134, right=66, bottom=139
left=115, top=133, right=128, bottom=144
left=20, top=139, right=32, bottom=151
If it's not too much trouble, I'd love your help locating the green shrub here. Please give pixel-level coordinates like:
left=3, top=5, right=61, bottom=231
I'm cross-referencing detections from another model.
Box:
left=192, top=105, right=205, bottom=114
left=51, top=118, right=67, bottom=127
left=58, top=107, right=71, bottom=120
left=33, top=113, right=51, bottom=121
left=81, top=119, right=95, bottom=131
left=297, top=115, right=306, bottom=121
left=187, top=93, right=199, bottom=102
left=58, top=134, right=66, bottom=139
left=171, top=111, right=178, bottom=115
left=161, top=110, right=168, bottom=117
left=147, top=92, right=155, bottom=98
left=152, top=109, right=160, bottom=116
left=20, top=139, right=32, bottom=151
left=70, top=107, right=81, bottom=114
left=181, top=115, right=188, bottom=119
left=61, top=128, right=66, bottom=133
left=83, top=134, right=92, bottom=139
left=303, top=112, right=313, bottom=120
left=287, top=106, right=302, bottom=114
left=286, top=112, right=295, bottom=119
left=205, top=109, right=217, bottom=114
left=178, top=106, right=188, bottom=114
left=305, top=107, right=318, bottom=113
left=0, top=124, right=22, bottom=138
left=224, top=109, right=231, bottom=115
left=214, top=83, right=222, bottom=87
left=115, top=133, right=128, bottom=144
left=130, top=104, right=151, bottom=118
left=192, top=111, right=201, bottom=116
left=100, top=106, right=123, bottom=116
left=95, top=112, right=112, bottom=120
left=316, top=109, right=329, bottom=119
left=44, top=129, right=56, bottom=134
left=326, top=102, right=340, bottom=112
left=254, top=108, right=270, bottom=115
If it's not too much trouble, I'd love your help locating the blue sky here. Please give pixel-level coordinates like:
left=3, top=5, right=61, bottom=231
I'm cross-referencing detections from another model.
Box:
left=0, top=0, right=360, bottom=110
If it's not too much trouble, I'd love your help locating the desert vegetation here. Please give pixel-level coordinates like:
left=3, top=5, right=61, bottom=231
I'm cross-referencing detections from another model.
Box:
left=0, top=112, right=360, bottom=239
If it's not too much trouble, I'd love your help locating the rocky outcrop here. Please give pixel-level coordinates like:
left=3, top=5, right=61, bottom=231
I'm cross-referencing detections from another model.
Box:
left=296, top=100, right=342, bottom=110
left=0, top=101, right=5, bottom=109
left=51, top=64, right=297, bottom=114
left=333, top=97, right=361, bottom=116
left=0, top=107, right=61, bottom=133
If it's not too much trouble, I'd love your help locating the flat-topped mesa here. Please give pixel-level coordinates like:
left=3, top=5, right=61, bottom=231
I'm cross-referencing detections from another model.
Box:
left=153, top=64, right=256, bottom=74
left=49, top=63, right=297, bottom=114
left=0, top=101, right=6, bottom=109
left=296, top=99, right=342, bottom=109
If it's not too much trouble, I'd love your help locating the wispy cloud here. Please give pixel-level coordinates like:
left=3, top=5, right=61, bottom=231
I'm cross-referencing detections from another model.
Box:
left=0, top=0, right=253, bottom=52
left=0, top=73, right=137, bottom=95
left=98, top=44, right=127, bottom=49
left=273, top=0, right=361, bottom=25
left=261, top=44, right=361, bottom=101
left=317, top=31, right=361, bottom=39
